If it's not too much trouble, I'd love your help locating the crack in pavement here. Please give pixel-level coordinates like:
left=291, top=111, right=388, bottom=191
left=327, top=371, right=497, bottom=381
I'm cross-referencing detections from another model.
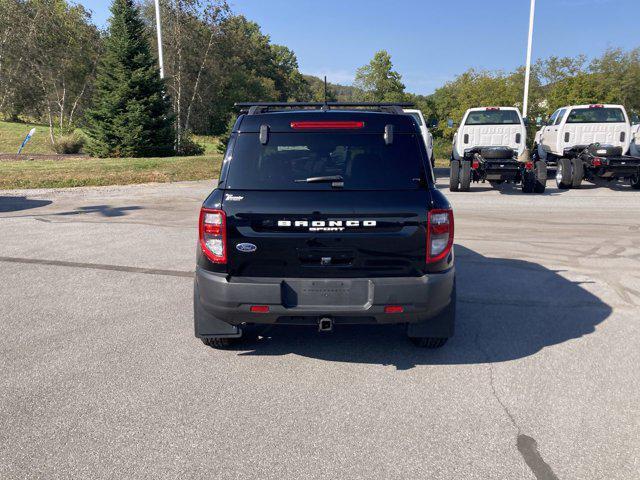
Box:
left=0, top=256, right=194, bottom=278
left=474, top=332, right=560, bottom=480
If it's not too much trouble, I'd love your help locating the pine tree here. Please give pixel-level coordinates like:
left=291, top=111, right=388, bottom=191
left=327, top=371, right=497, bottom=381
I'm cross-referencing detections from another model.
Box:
left=86, top=0, right=173, bottom=157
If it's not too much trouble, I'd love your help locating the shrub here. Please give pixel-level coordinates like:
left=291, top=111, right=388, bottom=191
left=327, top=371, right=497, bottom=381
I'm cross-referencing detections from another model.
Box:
left=54, top=132, right=85, bottom=154
left=178, top=134, right=205, bottom=156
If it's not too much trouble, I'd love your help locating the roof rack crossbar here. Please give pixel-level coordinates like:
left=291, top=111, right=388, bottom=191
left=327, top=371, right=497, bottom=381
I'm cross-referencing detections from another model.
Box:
left=235, top=102, right=415, bottom=115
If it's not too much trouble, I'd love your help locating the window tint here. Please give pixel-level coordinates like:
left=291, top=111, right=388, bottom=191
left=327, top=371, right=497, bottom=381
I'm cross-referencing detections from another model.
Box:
left=566, top=108, right=626, bottom=123
left=226, top=133, right=425, bottom=190
left=408, top=112, right=423, bottom=126
left=464, top=110, right=521, bottom=125
left=554, top=109, right=566, bottom=125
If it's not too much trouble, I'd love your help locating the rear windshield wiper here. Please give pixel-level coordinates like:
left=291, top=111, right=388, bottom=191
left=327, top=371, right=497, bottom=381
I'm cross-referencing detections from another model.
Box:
left=294, top=175, right=344, bottom=185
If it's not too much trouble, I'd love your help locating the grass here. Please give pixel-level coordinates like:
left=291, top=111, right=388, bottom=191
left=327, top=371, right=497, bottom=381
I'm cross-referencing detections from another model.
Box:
left=0, top=119, right=223, bottom=189
left=0, top=121, right=57, bottom=154
left=0, top=154, right=223, bottom=189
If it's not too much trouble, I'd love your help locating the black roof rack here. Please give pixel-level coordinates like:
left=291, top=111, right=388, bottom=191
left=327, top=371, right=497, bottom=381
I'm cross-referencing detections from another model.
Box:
left=234, top=102, right=415, bottom=116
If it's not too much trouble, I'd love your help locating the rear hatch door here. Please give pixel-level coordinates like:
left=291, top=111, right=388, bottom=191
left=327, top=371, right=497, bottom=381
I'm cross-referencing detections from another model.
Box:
left=220, top=126, right=432, bottom=278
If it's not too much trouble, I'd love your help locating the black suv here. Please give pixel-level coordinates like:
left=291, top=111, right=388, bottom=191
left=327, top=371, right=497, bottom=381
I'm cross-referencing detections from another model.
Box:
left=194, top=103, right=456, bottom=348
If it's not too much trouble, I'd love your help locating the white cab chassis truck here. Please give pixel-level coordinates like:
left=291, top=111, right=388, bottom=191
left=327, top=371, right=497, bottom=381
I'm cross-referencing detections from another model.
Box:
left=450, top=107, right=546, bottom=194
left=404, top=109, right=435, bottom=168
left=630, top=122, right=640, bottom=157
left=533, top=104, right=640, bottom=190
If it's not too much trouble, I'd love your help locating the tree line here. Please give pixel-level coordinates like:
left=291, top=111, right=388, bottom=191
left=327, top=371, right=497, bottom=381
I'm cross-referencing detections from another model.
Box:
left=1, top=0, right=638, bottom=156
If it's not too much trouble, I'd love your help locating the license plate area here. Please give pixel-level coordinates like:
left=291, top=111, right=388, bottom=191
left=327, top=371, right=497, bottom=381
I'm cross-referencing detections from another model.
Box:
left=281, top=279, right=373, bottom=309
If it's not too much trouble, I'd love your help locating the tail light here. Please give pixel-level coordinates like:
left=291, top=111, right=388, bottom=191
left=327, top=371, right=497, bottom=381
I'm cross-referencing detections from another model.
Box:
left=426, top=209, right=454, bottom=264
left=525, top=161, right=534, bottom=171
left=199, top=208, right=226, bottom=263
left=384, top=305, right=404, bottom=313
left=592, top=157, right=602, bottom=167
left=472, top=159, right=480, bottom=170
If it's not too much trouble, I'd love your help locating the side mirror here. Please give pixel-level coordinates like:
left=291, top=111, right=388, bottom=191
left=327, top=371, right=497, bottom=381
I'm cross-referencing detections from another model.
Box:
left=447, top=119, right=454, bottom=129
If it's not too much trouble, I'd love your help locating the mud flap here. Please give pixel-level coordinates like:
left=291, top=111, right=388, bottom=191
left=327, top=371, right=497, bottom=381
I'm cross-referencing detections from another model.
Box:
left=194, top=281, right=242, bottom=339
left=407, top=283, right=456, bottom=339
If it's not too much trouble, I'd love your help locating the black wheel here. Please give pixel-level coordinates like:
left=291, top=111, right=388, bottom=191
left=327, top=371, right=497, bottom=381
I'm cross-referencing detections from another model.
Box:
left=631, top=174, right=640, bottom=190
left=522, top=171, right=535, bottom=193
left=571, top=158, right=584, bottom=188
left=201, top=337, right=236, bottom=349
left=534, top=161, right=547, bottom=193
left=449, top=159, right=460, bottom=191
left=480, top=147, right=513, bottom=160
left=556, top=157, right=573, bottom=189
left=411, top=337, right=448, bottom=348
left=459, top=160, right=471, bottom=191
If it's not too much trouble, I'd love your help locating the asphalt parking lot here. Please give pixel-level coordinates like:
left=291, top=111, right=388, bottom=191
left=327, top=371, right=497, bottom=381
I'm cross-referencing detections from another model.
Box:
left=1, top=175, right=639, bottom=480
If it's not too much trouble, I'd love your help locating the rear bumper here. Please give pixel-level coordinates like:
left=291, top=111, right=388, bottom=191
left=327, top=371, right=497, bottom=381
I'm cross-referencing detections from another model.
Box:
left=587, top=157, right=640, bottom=178
left=194, top=267, right=455, bottom=337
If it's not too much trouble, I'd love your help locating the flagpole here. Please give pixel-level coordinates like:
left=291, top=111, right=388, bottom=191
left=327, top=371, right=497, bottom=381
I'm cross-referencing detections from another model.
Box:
left=522, top=0, right=535, bottom=118
left=154, top=0, right=165, bottom=79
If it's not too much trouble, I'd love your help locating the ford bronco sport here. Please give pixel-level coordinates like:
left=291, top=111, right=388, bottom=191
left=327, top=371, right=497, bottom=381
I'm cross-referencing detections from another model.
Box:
left=194, top=102, right=456, bottom=349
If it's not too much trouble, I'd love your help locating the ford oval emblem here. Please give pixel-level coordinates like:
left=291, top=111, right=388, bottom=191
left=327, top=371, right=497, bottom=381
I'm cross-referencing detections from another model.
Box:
left=236, top=243, right=257, bottom=253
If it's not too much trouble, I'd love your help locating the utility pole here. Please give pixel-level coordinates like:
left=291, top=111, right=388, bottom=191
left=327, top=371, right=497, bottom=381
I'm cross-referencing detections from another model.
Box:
left=154, top=0, right=165, bottom=79
left=522, top=0, right=536, bottom=118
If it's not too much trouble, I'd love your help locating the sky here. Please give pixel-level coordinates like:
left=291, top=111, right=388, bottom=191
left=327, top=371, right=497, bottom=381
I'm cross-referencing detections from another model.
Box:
left=78, top=0, right=640, bottom=95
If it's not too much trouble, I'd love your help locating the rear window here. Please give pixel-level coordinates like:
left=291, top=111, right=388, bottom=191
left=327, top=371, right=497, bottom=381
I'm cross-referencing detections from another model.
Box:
left=465, top=110, right=521, bottom=125
left=566, top=108, right=626, bottom=123
left=226, top=133, right=425, bottom=190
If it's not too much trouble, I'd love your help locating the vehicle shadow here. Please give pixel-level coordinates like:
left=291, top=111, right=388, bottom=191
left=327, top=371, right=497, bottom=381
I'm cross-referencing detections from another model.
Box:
left=55, top=205, right=143, bottom=217
left=234, top=245, right=612, bottom=370
left=0, top=196, right=52, bottom=213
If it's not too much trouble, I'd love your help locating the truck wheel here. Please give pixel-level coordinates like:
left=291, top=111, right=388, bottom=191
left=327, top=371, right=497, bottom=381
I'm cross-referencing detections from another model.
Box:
left=459, top=161, right=471, bottom=191
left=201, top=337, right=235, bottom=349
left=571, top=158, right=584, bottom=188
left=522, top=171, right=535, bottom=193
left=411, top=337, right=448, bottom=348
left=631, top=174, right=640, bottom=190
left=449, top=160, right=460, bottom=191
left=534, top=161, right=547, bottom=193
left=556, top=158, right=573, bottom=189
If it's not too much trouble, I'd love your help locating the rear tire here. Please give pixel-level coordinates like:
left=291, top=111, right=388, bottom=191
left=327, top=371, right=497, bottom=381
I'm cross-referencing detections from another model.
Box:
left=480, top=147, right=513, bottom=160
left=411, top=337, right=448, bottom=349
left=631, top=174, right=640, bottom=190
left=522, top=171, right=535, bottom=193
left=556, top=158, right=573, bottom=189
left=449, top=160, right=460, bottom=191
left=534, top=161, right=547, bottom=193
left=459, top=160, right=471, bottom=191
left=571, top=158, right=584, bottom=188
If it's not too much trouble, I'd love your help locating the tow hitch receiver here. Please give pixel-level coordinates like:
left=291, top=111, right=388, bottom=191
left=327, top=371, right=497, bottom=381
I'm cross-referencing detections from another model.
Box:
left=318, top=317, right=333, bottom=332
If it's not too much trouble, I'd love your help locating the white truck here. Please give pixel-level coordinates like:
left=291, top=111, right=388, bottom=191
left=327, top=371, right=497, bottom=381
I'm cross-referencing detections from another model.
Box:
left=630, top=122, right=640, bottom=157
left=533, top=104, right=640, bottom=189
left=404, top=109, right=435, bottom=168
left=449, top=106, right=546, bottom=193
